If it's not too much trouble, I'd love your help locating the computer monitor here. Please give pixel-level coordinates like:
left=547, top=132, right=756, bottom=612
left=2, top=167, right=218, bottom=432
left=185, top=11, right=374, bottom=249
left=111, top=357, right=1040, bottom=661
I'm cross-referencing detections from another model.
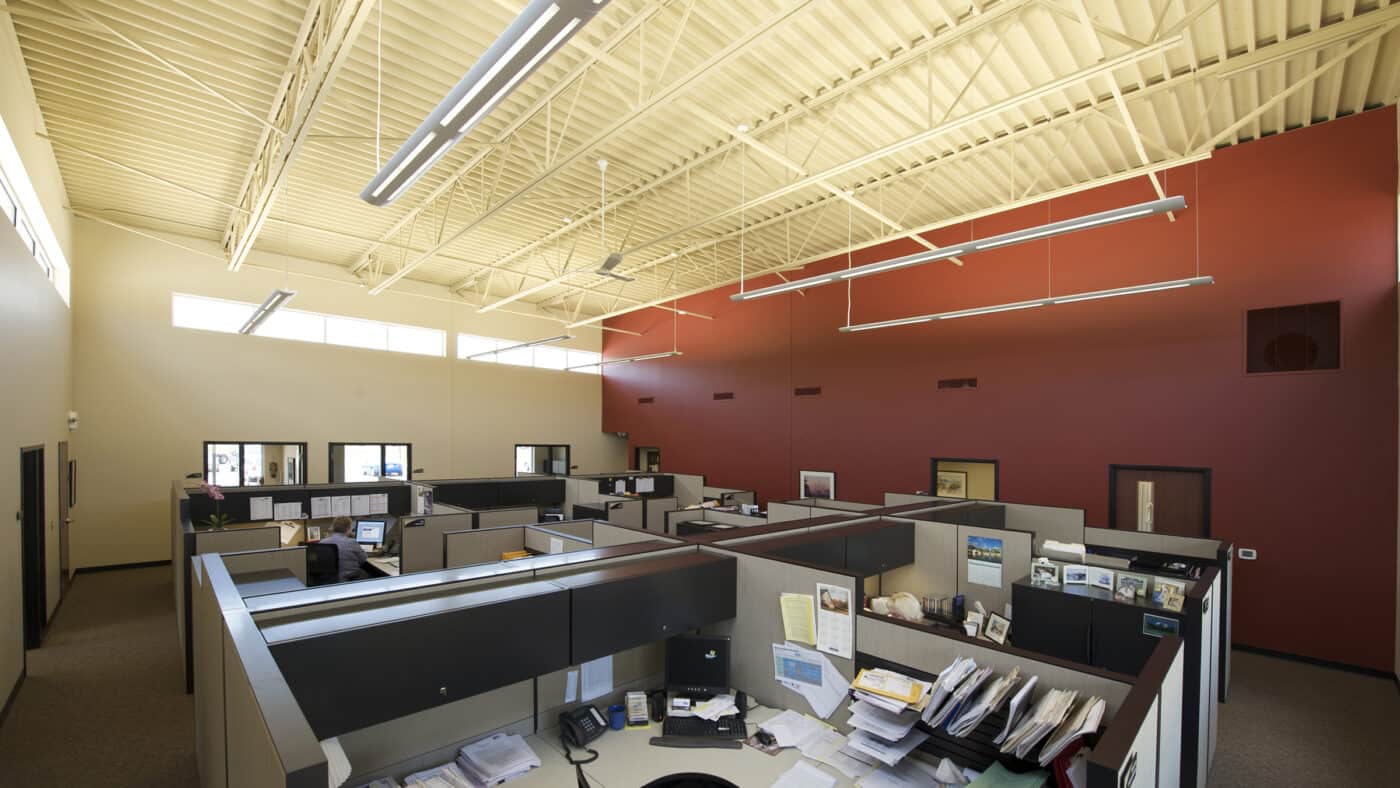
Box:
left=665, top=634, right=731, bottom=696
left=355, top=520, right=385, bottom=547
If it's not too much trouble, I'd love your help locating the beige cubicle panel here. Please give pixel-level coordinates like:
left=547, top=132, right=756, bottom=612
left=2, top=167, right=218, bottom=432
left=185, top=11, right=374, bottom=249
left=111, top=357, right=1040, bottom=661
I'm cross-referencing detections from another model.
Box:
left=523, top=527, right=591, bottom=554
left=195, top=525, right=283, bottom=557
left=537, top=641, right=664, bottom=725
left=220, top=547, right=309, bottom=585
left=644, top=496, right=677, bottom=530
left=765, top=502, right=815, bottom=523
left=671, top=473, right=704, bottom=507
left=876, top=521, right=958, bottom=603
left=443, top=527, right=526, bottom=568
left=592, top=522, right=673, bottom=547
left=698, top=546, right=857, bottom=728
left=599, top=497, right=643, bottom=530
left=477, top=506, right=540, bottom=529
left=1085, top=527, right=1223, bottom=560
left=401, top=513, right=475, bottom=573
left=1002, top=502, right=1085, bottom=554
left=541, top=520, right=594, bottom=539
left=956, top=525, right=1032, bottom=616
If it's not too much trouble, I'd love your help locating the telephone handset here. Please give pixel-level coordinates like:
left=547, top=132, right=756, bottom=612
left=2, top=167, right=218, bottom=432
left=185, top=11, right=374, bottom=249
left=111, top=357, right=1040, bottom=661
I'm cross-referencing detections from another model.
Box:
left=559, top=705, right=604, bottom=787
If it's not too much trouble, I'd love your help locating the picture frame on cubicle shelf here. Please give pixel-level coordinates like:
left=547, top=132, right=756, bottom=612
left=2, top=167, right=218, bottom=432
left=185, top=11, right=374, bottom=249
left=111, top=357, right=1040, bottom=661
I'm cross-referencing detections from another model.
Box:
left=799, top=470, right=835, bottom=500
left=935, top=470, right=968, bottom=498
left=964, top=610, right=984, bottom=638
left=305, top=525, right=321, bottom=542
left=1142, top=613, right=1180, bottom=638
left=1063, top=564, right=1089, bottom=585
left=1031, top=561, right=1060, bottom=588
left=1087, top=567, right=1115, bottom=592
left=985, top=613, right=1011, bottom=644
left=1152, top=578, right=1187, bottom=612
left=1116, top=572, right=1150, bottom=602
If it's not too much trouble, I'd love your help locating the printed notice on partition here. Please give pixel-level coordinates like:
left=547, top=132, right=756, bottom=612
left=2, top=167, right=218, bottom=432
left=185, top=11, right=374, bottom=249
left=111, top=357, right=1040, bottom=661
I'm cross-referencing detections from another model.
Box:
left=967, top=535, right=1004, bottom=588
left=249, top=496, right=274, bottom=521
left=815, top=583, right=853, bottom=659
left=780, top=593, right=817, bottom=645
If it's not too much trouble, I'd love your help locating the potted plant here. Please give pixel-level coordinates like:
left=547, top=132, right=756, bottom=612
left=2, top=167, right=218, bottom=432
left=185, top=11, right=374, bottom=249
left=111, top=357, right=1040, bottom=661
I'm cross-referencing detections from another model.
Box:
left=200, top=481, right=230, bottom=529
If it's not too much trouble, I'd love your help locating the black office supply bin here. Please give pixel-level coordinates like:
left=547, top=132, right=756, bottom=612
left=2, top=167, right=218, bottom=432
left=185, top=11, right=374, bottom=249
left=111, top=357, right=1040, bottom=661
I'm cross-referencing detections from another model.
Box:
left=555, top=554, right=737, bottom=664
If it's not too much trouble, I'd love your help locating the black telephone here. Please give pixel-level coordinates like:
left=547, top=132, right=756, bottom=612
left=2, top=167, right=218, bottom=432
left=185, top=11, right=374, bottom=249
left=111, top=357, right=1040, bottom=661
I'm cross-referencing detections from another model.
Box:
left=559, top=704, right=607, bottom=748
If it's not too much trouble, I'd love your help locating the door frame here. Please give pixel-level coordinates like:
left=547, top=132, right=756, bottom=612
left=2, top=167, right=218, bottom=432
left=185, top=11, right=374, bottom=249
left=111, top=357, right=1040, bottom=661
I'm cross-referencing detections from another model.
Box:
left=634, top=446, right=661, bottom=472
left=1107, top=463, right=1213, bottom=536
left=20, top=445, right=46, bottom=650
left=930, top=456, right=1000, bottom=501
left=57, top=441, right=71, bottom=586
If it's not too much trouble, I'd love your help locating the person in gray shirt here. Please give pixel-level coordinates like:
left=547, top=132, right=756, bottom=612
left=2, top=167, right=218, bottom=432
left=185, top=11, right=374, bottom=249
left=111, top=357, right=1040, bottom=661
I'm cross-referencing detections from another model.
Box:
left=321, top=517, right=368, bottom=581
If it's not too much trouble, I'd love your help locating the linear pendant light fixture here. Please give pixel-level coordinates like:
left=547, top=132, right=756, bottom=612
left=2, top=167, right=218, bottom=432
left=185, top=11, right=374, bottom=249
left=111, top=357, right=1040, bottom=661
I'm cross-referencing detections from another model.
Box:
left=239, top=289, right=297, bottom=334
left=464, top=332, right=573, bottom=360
left=838, top=276, right=1214, bottom=333
left=567, top=350, right=683, bottom=370
left=360, top=0, right=610, bottom=205
left=732, top=196, right=1186, bottom=301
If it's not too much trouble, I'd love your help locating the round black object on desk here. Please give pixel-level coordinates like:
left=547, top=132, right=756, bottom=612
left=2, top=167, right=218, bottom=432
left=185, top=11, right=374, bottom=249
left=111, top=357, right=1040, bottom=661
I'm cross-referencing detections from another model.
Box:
left=641, top=775, right=740, bottom=788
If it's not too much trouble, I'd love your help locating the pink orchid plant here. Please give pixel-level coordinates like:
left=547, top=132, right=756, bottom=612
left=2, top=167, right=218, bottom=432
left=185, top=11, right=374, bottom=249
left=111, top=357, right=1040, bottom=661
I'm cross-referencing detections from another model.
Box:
left=199, top=481, right=230, bottom=528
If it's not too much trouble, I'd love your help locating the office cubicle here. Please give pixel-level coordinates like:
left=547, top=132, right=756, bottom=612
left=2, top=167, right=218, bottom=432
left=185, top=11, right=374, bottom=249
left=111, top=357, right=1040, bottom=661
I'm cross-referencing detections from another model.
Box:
left=702, top=485, right=755, bottom=507
left=661, top=506, right=765, bottom=536
left=442, top=520, right=679, bottom=569
left=767, top=497, right=880, bottom=523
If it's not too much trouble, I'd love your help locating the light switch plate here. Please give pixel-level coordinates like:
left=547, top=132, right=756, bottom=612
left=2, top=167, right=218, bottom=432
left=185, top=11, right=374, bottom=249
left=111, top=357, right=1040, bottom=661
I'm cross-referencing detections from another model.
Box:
left=1238, top=548, right=1258, bottom=560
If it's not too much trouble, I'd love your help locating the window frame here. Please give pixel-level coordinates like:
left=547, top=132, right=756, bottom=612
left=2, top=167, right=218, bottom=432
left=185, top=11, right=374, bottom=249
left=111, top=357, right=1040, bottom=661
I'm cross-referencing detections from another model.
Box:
left=327, top=442, right=414, bottom=483
left=203, top=441, right=309, bottom=487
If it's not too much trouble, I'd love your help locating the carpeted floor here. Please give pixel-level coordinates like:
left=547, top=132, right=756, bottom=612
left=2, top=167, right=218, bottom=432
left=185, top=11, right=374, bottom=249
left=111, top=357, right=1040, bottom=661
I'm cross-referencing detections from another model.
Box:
left=0, top=566, right=198, bottom=787
left=0, top=566, right=1395, bottom=786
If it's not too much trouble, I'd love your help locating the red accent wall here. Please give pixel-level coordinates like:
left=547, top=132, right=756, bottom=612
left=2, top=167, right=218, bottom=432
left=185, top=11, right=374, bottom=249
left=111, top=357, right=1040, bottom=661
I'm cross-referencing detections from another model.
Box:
left=602, top=108, right=1399, bottom=671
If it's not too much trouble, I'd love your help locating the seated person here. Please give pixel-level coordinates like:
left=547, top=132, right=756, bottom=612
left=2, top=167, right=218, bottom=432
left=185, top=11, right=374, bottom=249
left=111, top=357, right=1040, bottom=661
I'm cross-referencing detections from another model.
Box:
left=321, top=517, right=368, bottom=581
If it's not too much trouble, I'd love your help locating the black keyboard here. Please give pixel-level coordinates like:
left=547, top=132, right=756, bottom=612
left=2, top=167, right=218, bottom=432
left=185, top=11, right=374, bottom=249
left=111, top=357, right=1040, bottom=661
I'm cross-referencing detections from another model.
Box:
left=662, top=715, right=746, bottom=739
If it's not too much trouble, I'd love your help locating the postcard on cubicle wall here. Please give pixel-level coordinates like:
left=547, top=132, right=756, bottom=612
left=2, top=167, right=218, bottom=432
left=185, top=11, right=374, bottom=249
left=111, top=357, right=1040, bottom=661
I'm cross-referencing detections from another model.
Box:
left=966, top=535, right=1004, bottom=588
left=815, top=583, right=853, bottom=658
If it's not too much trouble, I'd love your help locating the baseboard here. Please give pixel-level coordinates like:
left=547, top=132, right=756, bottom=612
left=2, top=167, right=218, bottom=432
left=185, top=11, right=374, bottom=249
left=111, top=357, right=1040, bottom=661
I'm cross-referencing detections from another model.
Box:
left=0, top=667, right=24, bottom=731
left=1233, top=643, right=1395, bottom=681
left=74, top=559, right=171, bottom=574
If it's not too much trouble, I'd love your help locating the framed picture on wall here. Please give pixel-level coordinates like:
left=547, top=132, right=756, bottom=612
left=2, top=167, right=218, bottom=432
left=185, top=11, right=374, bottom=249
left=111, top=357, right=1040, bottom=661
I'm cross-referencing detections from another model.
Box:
left=799, top=470, right=835, bottom=500
left=936, top=470, right=968, bottom=498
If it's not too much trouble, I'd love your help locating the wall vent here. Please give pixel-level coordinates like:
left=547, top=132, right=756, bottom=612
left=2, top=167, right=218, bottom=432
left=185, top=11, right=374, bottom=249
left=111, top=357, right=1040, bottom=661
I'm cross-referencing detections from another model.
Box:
left=793, top=387, right=822, bottom=397
left=937, top=377, right=979, bottom=389
left=713, top=392, right=735, bottom=400
left=1246, top=301, right=1340, bottom=373
left=637, top=397, right=655, bottom=405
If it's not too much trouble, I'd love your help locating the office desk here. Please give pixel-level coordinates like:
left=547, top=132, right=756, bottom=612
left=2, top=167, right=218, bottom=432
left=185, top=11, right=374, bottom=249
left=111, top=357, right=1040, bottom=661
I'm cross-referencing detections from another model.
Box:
left=526, top=706, right=858, bottom=787
left=230, top=569, right=305, bottom=596
left=366, top=555, right=401, bottom=577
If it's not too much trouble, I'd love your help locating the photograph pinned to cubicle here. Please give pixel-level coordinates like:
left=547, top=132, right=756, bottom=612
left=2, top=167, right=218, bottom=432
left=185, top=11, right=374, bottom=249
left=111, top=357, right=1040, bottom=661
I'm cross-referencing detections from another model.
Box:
left=966, top=535, right=1004, bottom=588
left=1142, top=613, right=1180, bottom=638
left=799, top=470, right=835, bottom=500
left=936, top=470, right=968, bottom=499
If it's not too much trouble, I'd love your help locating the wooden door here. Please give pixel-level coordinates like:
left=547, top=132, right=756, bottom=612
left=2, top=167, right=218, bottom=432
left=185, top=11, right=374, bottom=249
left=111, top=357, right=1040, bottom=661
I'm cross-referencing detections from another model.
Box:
left=1110, top=465, right=1210, bottom=537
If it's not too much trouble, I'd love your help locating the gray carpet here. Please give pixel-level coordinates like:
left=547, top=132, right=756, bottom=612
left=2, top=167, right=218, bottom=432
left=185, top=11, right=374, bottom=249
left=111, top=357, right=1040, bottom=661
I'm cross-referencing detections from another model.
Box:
left=0, top=567, right=1395, bottom=786
left=0, top=566, right=198, bottom=787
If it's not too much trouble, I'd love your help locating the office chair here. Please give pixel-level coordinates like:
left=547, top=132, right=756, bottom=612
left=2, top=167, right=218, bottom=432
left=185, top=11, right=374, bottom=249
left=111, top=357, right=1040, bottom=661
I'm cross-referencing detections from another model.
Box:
left=306, top=543, right=340, bottom=586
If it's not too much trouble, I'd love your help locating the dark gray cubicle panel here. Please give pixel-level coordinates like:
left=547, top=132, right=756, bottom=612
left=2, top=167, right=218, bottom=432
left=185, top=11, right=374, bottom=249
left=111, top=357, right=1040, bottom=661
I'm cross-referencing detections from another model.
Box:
left=1010, top=581, right=1092, bottom=664
left=265, top=582, right=571, bottom=739
left=551, top=553, right=737, bottom=664
left=844, top=521, right=915, bottom=576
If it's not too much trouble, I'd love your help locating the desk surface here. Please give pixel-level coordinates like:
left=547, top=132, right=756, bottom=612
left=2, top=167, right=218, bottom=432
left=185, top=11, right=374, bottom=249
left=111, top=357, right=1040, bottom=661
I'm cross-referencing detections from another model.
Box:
left=230, top=569, right=305, bottom=597
left=514, top=706, right=858, bottom=788
left=366, top=555, right=401, bottom=577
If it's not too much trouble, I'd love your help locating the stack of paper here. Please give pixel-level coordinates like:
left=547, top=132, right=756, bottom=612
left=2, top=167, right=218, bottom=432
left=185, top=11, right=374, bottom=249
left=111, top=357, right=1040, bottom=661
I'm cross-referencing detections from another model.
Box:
left=692, top=693, right=739, bottom=721
left=921, top=657, right=977, bottom=724
left=357, top=780, right=400, bottom=788
left=856, top=756, right=965, bottom=787
left=946, top=668, right=1021, bottom=738
left=320, top=737, right=352, bottom=788
left=819, top=744, right=880, bottom=780
left=772, top=760, right=838, bottom=788
left=846, top=729, right=929, bottom=768
left=1036, top=696, right=1105, bottom=766
left=454, top=733, right=541, bottom=787
left=851, top=669, right=928, bottom=708
left=992, top=677, right=1039, bottom=745
left=402, top=763, right=472, bottom=788
left=1000, top=689, right=1079, bottom=760
left=848, top=699, right=921, bottom=742
left=927, top=666, right=993, bottom=729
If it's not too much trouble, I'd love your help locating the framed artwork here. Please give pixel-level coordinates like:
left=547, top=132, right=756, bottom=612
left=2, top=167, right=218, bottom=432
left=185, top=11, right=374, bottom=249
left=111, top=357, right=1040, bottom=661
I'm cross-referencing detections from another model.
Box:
left=1142, top=613, right=1180, bottom=638
left=935, top=470, right=968, bottom=498
left=985, top=613, right=1011, bottom=644
left=799, top=470, right=835, bottom=500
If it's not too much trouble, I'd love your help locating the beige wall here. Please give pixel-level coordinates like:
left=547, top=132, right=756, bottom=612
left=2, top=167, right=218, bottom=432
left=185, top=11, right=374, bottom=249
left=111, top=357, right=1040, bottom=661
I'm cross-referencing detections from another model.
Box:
left=71, top=218, right=626, bottom=568
left=936, top=460, right=996, bottom=501
left=1, top=12, right=74, bottom=705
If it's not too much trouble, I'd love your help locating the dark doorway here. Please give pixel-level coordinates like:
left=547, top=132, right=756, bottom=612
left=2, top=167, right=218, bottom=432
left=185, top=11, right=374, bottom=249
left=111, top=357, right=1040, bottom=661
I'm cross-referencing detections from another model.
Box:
left=21, top=445, right=46, bottom=650
left=58, top=441, right=72, bottom=584
left=514, top=444, right=571, bottom=476
left=635, top=446, right=661, bottom=473
left=930, top=457, right=999, bottom=500
left=1109, top=464, right=1211, bottom=538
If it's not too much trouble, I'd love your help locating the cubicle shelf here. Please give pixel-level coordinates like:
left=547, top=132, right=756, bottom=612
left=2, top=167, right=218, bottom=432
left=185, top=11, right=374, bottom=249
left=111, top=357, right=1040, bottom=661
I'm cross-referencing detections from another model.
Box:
left=738, top=519, right=915, bottom=578
left=265, top=581, right=572, bottom=740
left=548, top=552, right=737, bottom=664
left=905, top=503, right=1006, bottom=529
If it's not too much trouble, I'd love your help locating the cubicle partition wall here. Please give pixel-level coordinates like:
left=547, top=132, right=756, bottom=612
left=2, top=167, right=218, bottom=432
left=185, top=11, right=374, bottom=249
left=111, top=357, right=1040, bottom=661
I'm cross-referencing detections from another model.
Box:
left=702, top=485, right=755, bottom=506
left=400, top=512, right=475, bottom=574
left=443, top=521, right=682, bottom=570
left=670, top=473, right=705, bottom=507
left=422, top=476, right=565, bottom=513
left=662, top=507, right=766, bottom=536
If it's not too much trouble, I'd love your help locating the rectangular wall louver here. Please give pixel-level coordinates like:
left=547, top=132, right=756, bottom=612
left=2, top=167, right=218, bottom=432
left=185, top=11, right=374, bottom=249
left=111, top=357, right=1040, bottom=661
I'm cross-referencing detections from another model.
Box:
left=937, top=378, right=979, bottom=389
left=713, top=392, right=735, bottom=400
left=637, top=397, right=655, bottom=404
left=793, top=387, right=822, bottom=397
